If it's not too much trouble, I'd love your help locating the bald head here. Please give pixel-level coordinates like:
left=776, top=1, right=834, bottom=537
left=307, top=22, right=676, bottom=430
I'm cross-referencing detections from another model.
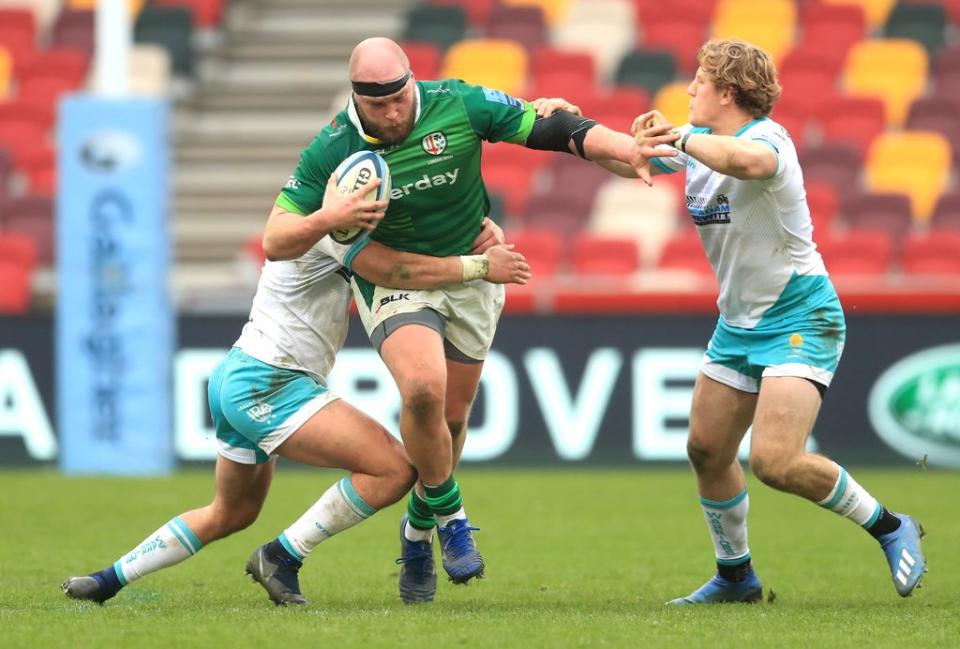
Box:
left=349, top=37, right=410, bottom=83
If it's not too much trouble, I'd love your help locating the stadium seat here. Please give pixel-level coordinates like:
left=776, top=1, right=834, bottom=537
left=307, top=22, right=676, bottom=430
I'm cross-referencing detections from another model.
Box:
left=769, top=105, right=809, bottom=150
left=155, top=0, right=225, bottom=29
left=504, top=228, right=564, bottom=276
left=0, top=195, right=54, bottom=265
left=590, top=178, right=679, bottom=266
left=712, top=0, right=798, bottom=62
left=441, top=39, right=528, bottom=97
left=639, top=13, right=708, bottom=74
left=652, top=82, right=692, bottom=128
left=817, top=230, right=893, bottom=276
left=2, top=0, right=61, bottom=31
left=658, top=231, right=713, bottom=276
left=0, top=8, right=35, bottom=48
left=543, top=155, right=610, bottom=205
left=402, top=42, right=442, bottom=80
left=135, top=6, right=194, bottom=77
left=0, top=149, right=10, bottom=196
left=572, top=234, right=641, bottom=276
left=482, top=140, right=551, bottom=173
left=865, top=131, right=952, bottom=220
left=800, top=143, right=863, bottom=192
left=530, top=47, right=596, bottom=93
left=822, top=0, right=897, bottom=29
left=0, top=48, right=13, bottom=97
left=614, top=48, right=676, bottom=96
left=429, top=0, right=493, bottom=27
left=15, top=75, right=80, bottom=108
left=579, top=87, right=650, bottom=132
left=486, top=4, right=546, bottom=51
left=805, top=181, right=840, bottom=234
left=798, top=3, right=867, bottom=61
left=404, top=4, right=468, bottom=50
left=0, top=231, right=38, bottom=270
left=841, top=191, right=914, bottom=238
left=502, top=0, right=570, bottom=25
left=16, top=48, right=90, bottom=88
left=816, top=96, right=886, bottom=157
left=778, top=67, right=839, bottom=119
left=900, top=231, right=960, bottom=275
left=883, top=3, right=947, bottom=55
left=524, top=193, right=592, bottom=235
left=128, top=44, right=172, bottom=97
left=66, top=0, right=146, bottom=14
left=908, top=0, right=960, bottom=23
left=0, top=99, right=54, bottom=132
left=553, top=0, right=636, bottom=78
left=0, top=118, right=49, bottom=158
left=481, top=162, right=535, bottom=218
left=844, top=39, right=928, bottom=125
left=906, top=96, right=960, bottom=154
left=50, top=8, right=94, bottom=54
left=486, top=190, right=506, bottom=225
left=0, top=260, right=31, bottom=313
left=780, top=45, right=847, bottom=85
left=931, top=191, right=960, bottom=230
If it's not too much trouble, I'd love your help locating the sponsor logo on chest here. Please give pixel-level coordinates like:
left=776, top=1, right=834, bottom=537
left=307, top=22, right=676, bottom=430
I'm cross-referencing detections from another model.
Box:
left=390, top=168, right=460, bottom=200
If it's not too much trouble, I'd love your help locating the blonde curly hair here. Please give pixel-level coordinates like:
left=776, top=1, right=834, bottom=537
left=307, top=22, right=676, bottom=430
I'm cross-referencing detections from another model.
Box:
left=697, top=39, right=782, bottom=118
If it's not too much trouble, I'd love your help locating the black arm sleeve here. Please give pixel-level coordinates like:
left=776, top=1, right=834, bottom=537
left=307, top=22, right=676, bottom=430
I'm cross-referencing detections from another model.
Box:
left=525, top=111, right=598, bottom=159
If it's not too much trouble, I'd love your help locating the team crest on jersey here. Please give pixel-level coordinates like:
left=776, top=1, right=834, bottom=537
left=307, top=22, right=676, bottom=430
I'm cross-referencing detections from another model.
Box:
left=421, top=131, right=447, bottom=156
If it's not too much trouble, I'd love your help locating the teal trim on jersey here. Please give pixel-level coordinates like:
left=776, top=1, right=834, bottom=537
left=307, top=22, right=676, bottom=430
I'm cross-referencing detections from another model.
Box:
left=167, top=521, right=196, bottom=556
left=343, top=236, right=372, bottom=271
left=276, top=193, right=308, bottom=216
left=823, top=468, right=849, bottom=510
left=278, top=532, right=305, bottom=561
left=735, top=117, right=768, bottom=137
left=337, top=477, right=376, bottom=518
left=691, top=127, right=712, bottom=135
left=171, top=517, right=202, bottom=554
left=652, top=157, right=677, bottom=174
left=716, top=553, right=752, bottom=566
left=705, top=273, right=846, bottom=382
left=862, top=502, right=883, bottom=529
left=701, top=489, right=747, bottom=510
left=113, top=561, right=128, bottom=586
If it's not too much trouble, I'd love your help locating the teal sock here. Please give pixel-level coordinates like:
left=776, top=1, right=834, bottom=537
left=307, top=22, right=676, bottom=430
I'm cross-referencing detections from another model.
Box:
left=423, top=476, right=463, bottom=516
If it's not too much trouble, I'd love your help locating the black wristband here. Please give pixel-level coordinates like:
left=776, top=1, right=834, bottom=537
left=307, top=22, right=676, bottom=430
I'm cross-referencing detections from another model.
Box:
left=680, top=131, right=693, bottom=154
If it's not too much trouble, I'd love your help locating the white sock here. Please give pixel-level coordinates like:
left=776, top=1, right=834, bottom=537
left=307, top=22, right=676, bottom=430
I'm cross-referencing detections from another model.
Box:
left=700, top=489, right=751, bottom=565
left=435, top=506, right=466, bottom=528
left=817, top=464, right=882, bottom=527
left=279, top=477, right=376, bottom=560
left=114, top=517, right=203, bottom=585
left=404, top=520, right=434, bottom=543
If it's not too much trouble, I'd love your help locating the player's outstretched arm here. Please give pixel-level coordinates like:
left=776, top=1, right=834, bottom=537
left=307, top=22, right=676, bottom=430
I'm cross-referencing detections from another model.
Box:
left=674, top=132, right=777, bottom=180
left=351, top=242, right=531, bottom=290
left=262, top=175, right=387, bottom=260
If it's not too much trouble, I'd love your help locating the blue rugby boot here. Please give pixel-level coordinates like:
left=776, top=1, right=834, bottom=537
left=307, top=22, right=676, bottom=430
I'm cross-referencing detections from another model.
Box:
left=877, top=513, right=926, bottom=597
left=245, top=542, right=308, bottom=606
left=437, top=517, right=484, bottom=584
left=668, top=571, right=763, bottom=605
left=396, top=516, right=437, bottom=604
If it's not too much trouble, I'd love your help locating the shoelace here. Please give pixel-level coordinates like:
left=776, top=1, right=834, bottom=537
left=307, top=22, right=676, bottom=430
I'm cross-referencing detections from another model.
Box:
left=396, top=541, right=433, bottom=565
left=439, top=523, right=480, bottom=554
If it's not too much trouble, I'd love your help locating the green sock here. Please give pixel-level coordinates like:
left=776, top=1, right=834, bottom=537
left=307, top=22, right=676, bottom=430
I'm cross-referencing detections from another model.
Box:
left=406, top=491, right=435, bottom=530
left=423, top=476, right=463, bottom=516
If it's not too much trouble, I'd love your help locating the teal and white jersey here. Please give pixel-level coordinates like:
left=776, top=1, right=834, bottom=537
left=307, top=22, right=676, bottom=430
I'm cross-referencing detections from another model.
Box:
left=234, top=239, right=355, bottom=383
left=653, top=118, right=828, bottom=328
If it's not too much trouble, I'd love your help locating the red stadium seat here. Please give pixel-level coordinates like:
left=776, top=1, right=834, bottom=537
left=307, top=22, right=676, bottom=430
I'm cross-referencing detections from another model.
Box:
left=640, top=15, right=708, bottom=74
left=524, top=194, right=592, bottom=235
left=15, top=49, right=90, bottom=88
left=800, top=143, right=863, bottom=193
left=798, top=3, right=866, bottom=59
left=906, top=96, right=960, bottom=159
left=572, top=234, right=641, bottom=275
left=13, top=145, right=55, bottom=196
left=51, top=9, right=95, bottom=54
left=0, top=261, right=31, bottom=314
left=0, top=8, right=37, bottom=62
left=0, top=232, right=38, bottom=270
left=780, top=46, right=846, bottom=84
left=817, top=231, right=893, bottom=276
left=486, top=5, right=546, bottom=51
left=0, top=196, right=54, bottom=266
left=900, top=231, right=960, bottom=275
left=579, top=88, right=651, bottom=133
left=481, top=162, right=535, bottom=218
left=658, top=231, right=713, bottom=276
left=402, top=42, right=442, bottom=80
left=530, top=47, right=596, bottom=90
left=805, top=181, right=840, bottom=234
left=931, top=191, right=960, bottom=229
left=816, top=96, right=887, bottom=157
left=778, top=68, right=839, bottom=118
left=0, top=99, right=55, bottom=131
left=155, top=0, right=225, bottom=29
left=505, top=228, right=564, bottom=276
left=841, top=192, right=914, bottom=238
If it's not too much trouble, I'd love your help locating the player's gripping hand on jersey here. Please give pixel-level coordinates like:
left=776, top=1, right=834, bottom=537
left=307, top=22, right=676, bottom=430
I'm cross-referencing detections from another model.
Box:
left=482, top=244, right=531, bottom=285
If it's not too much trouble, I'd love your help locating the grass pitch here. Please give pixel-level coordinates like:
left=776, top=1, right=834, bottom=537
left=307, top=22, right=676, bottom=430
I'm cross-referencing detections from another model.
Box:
left=1, top=468, right=957, bottom=648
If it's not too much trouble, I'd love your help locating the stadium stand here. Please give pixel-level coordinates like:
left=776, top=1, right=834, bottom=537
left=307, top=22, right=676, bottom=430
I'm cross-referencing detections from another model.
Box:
left=134, top=6, right=194, bottom=77
left=841, top=191, right=914, bottom=238
left=614, top=48, right=676, bottom=96
left=712, top=0, right=797, bottom=62
left=486, top=4, right=546, bottom=52
left=403, top=3, right=468, bottom=50
left=590, top=178, right=679, bottom=266
left=502, top=0, right=569, bottom=25
left=844, top=38, right=928, bottom=125
left=817, top=230, right=894, bottom=276
left=865, top=131, right=952, bottom=220
left=441, top=38, right=528, bottom=96
left=900, top=231, right=960, bottom=275
left=572, top=234, right=641, bottom=276
left=552, top=0, right=635, bottom=78
left=883, top=2, right=947, bottom=54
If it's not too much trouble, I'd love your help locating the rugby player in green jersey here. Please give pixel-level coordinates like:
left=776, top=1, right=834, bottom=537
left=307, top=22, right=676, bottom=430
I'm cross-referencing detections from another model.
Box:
left=265, top=37, right=678, bottom=604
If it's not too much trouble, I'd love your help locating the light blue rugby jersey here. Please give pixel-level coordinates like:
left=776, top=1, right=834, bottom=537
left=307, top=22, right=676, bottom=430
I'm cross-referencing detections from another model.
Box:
left=653, top=117, right=833, bottom=328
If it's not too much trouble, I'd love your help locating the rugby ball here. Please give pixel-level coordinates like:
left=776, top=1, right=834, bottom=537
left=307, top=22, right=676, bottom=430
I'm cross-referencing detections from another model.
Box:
left=330, top=150, right=392, bottom=244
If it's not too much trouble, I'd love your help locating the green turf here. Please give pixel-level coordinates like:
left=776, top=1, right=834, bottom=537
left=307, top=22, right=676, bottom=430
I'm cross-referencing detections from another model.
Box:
left=1, top=468, right=956, bottom=648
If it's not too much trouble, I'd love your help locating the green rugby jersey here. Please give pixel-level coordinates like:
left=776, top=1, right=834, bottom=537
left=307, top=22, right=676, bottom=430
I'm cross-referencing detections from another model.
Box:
left=276, top=79, right=536, bottom=258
